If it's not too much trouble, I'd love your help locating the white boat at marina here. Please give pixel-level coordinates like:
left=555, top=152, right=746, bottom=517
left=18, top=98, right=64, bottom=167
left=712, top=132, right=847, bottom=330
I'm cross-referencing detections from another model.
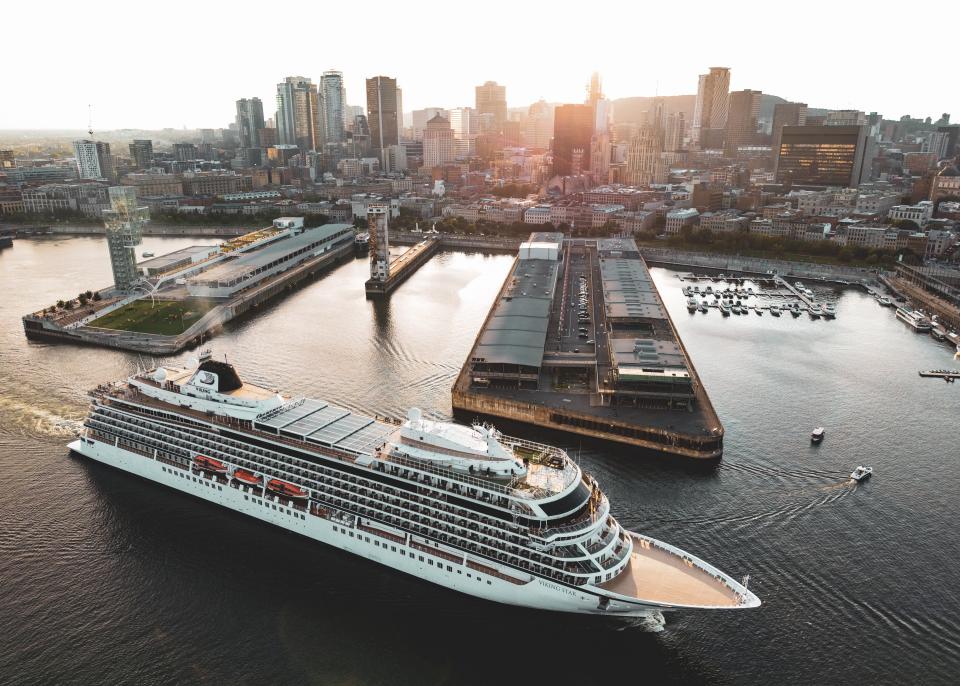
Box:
left=895, top=308, right=932, bottom=333
left=719, top=300, right=731, bottom=316
left=850, top=466, right=873, bottom=482
left=769, top=304, right=781, bottom=317
left=823, top=303, right=837, bottom=318
left=876, top=296, right=894, bottom=307
left=809, top=303, right=823, bottom=318
left=687, top=297, right=698, bottom=311
left=698, top=300, right=709, bottom=313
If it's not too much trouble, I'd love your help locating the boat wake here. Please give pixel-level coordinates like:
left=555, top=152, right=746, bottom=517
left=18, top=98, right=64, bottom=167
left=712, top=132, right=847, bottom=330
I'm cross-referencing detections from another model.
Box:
left=0, top=396, right=85, bottom=437
left=616, top=610, right=666, bottom=632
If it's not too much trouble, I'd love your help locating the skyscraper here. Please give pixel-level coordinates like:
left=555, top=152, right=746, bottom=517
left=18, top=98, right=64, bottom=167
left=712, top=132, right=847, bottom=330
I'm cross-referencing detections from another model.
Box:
left=276, top=76, right=323, bottom=151
left=625, top=101, right=667, bottom=186
left=423, top=115, right=456, bottom=168
left=128, top=139, right=153, bottom=170
left=724, top=89, right=762, bottom=157
left=73, top=140, right=114, bottom=181
left=475, top=81, right=507, bottom=133
left=552, top=104, right=594, bottom=176
left=103, top=186, right=149, bottom=291
left=235, top=97, right=265, bottom=148
left=320, top=71, right=345, bottom=144
left=692, top=67, right=730, bottom=148
left=448, top=107, right=477, bottom=157
left=525, top=100, right=553, bottom=150
left=771, top=102, right=808, bottom=162
left=412, top=108, right=448, bottom=141
left=366, top=76, right=400, bottom=153
left=775, top=125, right=875, bottom=188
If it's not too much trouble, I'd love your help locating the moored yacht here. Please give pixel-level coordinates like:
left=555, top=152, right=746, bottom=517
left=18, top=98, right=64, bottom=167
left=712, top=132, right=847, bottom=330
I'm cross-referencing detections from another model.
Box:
left=687, top=297, right=698, bottom=312
left=823, top=303, right=837, bottom=318
left=895, top=308, right=932, bottom=333
left=809, top=303, right=823, bottom=318
left=69, top=353, right=759, bottom=621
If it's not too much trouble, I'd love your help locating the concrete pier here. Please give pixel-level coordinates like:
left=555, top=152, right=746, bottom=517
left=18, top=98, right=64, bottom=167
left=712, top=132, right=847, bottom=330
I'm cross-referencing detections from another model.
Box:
left=365, top=239, right=441, bottom=298
left=451, top=234, right=724, bottom=461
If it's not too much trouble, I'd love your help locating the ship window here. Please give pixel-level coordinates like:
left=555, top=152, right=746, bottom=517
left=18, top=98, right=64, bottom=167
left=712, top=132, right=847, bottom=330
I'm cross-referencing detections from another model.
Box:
left=391, top=546, right=396, bottom=552
left=446, top=566, right=452, bottom=572
left=428, top=560, right=433, bottom=566
left=349, top=532, right=354, bottom=537
left=244, top=496, right=248, bottom=500
left=457, top=570, right=461, bottom=574
left=419, top=556, right=424, bottom=562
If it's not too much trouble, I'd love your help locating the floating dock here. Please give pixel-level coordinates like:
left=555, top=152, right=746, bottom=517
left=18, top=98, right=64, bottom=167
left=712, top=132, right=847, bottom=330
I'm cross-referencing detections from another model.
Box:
left=452, top=234, right=724, bottom=460
left=365, top=238, right=440, bottom=298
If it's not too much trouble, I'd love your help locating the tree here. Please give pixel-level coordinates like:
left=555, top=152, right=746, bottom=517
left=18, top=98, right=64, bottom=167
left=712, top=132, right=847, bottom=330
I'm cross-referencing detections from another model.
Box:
left=56, top=299, right=65, bottom=309
left=92, top=292, right=102, bottom=302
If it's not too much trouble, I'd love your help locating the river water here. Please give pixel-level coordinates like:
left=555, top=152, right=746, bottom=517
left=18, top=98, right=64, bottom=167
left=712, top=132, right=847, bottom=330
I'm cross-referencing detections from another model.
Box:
left=1, top=235, right=958, bottom=685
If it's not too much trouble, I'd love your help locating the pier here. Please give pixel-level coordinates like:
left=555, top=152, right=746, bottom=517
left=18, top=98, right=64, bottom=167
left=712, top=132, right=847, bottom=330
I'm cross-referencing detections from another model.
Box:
left=452, top=234, right=724, bottom=461
left=364, top=238, right=441, bottom=298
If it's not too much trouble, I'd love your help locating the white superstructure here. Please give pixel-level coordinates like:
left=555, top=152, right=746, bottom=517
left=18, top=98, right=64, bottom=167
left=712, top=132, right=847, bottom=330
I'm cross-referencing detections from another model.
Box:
left=70, top=353, right=759, bottom=621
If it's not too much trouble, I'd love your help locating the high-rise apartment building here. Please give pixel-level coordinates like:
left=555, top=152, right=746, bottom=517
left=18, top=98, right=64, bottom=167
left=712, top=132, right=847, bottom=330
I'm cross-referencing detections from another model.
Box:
left=235, top=98, right=265, bottom=148
left=276, top=76, right=323, bottom=151
left=692, top=67, right=730, bottom=148
left=103, top=186, right=149, bottom=291
left=664, top=112, right=686, bottom=152
left=128, top=140, right=154, bottom=170
left=423, top=115, right=456, bottom=168
left=73, top=140, right=113, bottom=181
left=475, top=81, right=507, bottom=133
left=775, top=125, right=875, bottom=187
left=552, top=104, right=594, bottom=176
left=320, top=71, right=345, bottom=144
left=724, top=89, right=762, bottom=156
left=366, top=76, right=400, bottom=153
left=771, top=102, right=807, bottom=161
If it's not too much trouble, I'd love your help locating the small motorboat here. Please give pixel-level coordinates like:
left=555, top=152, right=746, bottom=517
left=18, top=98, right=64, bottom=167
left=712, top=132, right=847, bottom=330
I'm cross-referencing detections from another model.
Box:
left=823, top=303, right=837, bottom=318
left=698, top=300, right=709, bottom=313
left=267, top=478, right=309, bottom=500
left=811, top=427, right=825, bottom=444
left=790, top=304, right=802, bottom=318
left=142, top=251, right=155, bottom=258
left=850, top=465, right=873, bottom=482
left=705, top=286, right=713, bottom=295
left=809, top=303, right=823, bottom=318
left=232, top=469, right=263, bottom=487
left=682, top=286, right=693, bottom=296
left=194, top=454, right=227, bottom=474
left=719, top=300, right=731, bottom=316
left=770, top=304, right=781, bottom=317
left=755, top=306, right=762, bottom=316
left=876, top=296, right=894, bottom=307
left=687, top=297, right=698, bottom=311
left=794, top=281, right=804, bottom=290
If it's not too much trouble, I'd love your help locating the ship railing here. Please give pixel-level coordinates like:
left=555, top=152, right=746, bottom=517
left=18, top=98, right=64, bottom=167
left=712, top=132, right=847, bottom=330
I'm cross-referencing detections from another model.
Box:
left=382, top=451, right=517, bottom=497
left=529, top=492, right=610, bottom=543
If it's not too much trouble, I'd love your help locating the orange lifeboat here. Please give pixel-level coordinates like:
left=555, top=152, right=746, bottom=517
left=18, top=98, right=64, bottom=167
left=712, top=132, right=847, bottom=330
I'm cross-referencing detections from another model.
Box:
left=266, top=479, right=308, bottom=500
left=194, top=454, right=227, bottom=474
left=232, top=469, right=262, bottom=487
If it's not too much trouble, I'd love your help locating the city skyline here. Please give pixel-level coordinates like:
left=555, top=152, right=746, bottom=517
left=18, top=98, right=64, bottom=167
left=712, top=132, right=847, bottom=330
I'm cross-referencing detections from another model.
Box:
left=4, top=0, right=958, bottom=130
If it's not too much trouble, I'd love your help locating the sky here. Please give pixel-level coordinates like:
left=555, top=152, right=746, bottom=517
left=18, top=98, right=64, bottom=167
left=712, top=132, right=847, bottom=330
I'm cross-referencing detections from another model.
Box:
left=3, top=0, right=957, bottom=131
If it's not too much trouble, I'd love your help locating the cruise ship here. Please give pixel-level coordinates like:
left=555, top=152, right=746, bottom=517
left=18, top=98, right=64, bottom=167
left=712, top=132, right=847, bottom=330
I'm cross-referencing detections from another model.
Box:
left=69, top=352, right=759, bottom=620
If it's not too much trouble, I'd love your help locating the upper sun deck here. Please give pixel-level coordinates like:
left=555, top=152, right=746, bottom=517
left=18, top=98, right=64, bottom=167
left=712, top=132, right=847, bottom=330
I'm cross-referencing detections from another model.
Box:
left=601, top=533, right=759, bottom=609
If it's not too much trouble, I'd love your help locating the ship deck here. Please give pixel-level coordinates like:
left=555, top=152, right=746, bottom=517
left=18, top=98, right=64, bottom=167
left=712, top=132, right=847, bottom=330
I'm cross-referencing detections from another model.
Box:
left=601, top=535, right=745, bottom=608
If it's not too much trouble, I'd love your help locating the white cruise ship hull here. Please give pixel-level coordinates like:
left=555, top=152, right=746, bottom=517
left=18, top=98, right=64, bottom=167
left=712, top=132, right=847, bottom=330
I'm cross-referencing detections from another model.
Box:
left=69, top=437, right=667, bottom=619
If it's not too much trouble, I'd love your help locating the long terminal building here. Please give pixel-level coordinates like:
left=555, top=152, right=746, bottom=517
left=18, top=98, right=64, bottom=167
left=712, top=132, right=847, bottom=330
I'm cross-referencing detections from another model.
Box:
left=452, top=234, right=724, bottom=460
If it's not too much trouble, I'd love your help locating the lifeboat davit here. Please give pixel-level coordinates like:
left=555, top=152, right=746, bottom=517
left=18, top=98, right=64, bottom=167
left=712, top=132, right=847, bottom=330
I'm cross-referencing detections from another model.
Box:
left=232, top=469, right=262, bottom=486
left=194, top=454, right=227, bottom=474
left=266, top=479, right=308, bottom=500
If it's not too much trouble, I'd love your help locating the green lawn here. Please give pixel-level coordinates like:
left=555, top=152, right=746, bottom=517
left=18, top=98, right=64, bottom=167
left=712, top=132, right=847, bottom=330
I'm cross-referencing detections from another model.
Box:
left=89, top=298, right=218, bottom=336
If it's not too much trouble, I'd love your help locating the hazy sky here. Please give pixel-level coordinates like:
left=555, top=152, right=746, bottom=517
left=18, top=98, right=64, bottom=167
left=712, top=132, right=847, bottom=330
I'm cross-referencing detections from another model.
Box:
left=4, top=1, right=957, bottom=130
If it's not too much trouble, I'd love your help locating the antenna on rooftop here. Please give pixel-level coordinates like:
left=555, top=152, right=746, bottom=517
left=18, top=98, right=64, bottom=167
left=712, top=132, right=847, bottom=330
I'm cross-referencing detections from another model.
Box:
left=87, top=104, right=94, bottom=137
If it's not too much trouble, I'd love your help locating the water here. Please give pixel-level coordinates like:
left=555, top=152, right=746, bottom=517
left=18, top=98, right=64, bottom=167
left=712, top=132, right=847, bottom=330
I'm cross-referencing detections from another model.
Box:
left=1, top=236, right=959, bottom=685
